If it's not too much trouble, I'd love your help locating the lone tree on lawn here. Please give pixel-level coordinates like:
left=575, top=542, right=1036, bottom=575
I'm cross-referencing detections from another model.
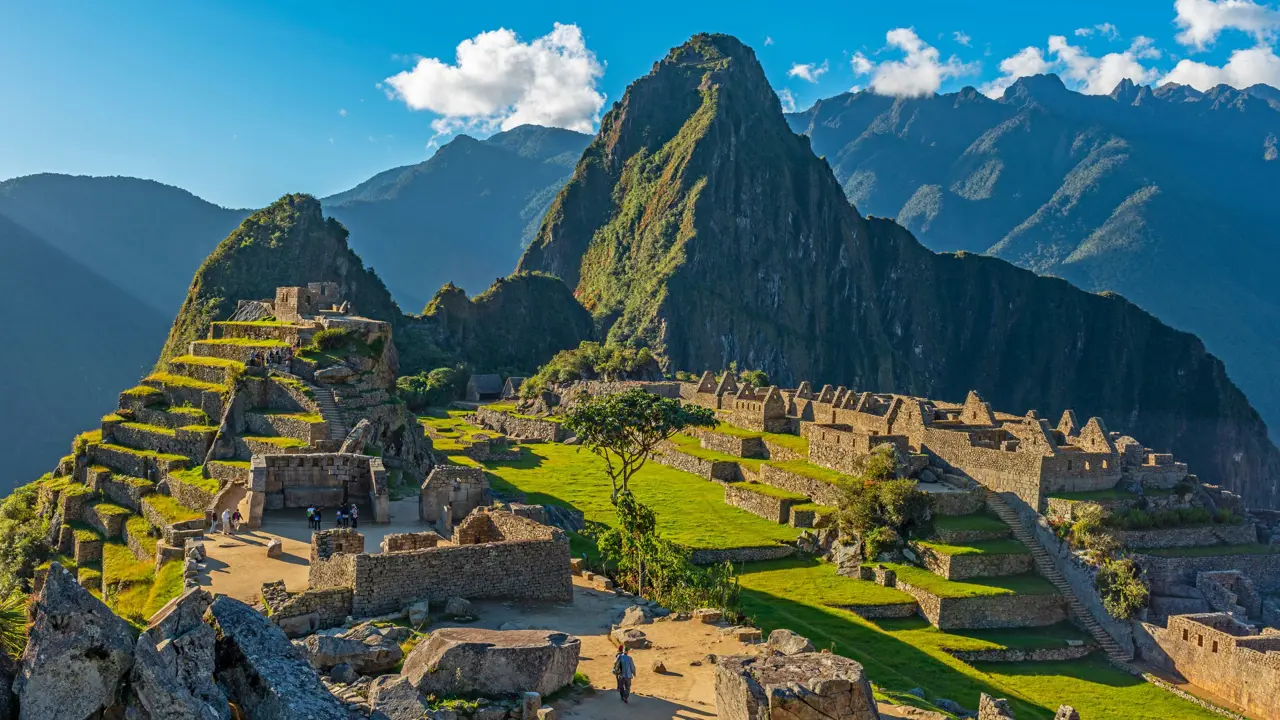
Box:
left=563, top=388, right=716, bottom=503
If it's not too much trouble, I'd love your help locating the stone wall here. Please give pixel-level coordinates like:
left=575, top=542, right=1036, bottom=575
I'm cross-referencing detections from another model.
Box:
left=912, top=543, right=1032, bottom=580
left=380, top=532, right=441, bottom=553
left=761, top=439, right=806, bottom=463
left=1146, top=614, right=1280, bottom=720
left=1111, top=523, right=1256, bottom=549
left=947, top=645, right=1095, bottom=663
left=307, top=511, right=573, bottom=618
left=419, top=465, right=489, bottom=524
left=124, top=518, right=155, bottom=562
left=757, top=463, right=842, bottom=506
left=842, top=602, right=920, bottom=620
left=95, top=471, right=153, bottom=512
left=808, top=425, right=908, bottom=475
left=211, top=320, right=306, bottom=345
left=697, top=430, right=764, bottom=458
left=1134, top=551, right=1280, bottom=595
left=654, top=446, right=742, bottom=482
left=723, top=484, right=796, bottom=524
left=473, top=408, right=568, bottom=442
left=688, top=545, right=796, bottom=565
left=166, top=472, right=218, bottom=512
left=244, top=412, right=324, bottom=444
left=929, top=486, right=987, bottom=517
left=250, top=453, right=385, bottom=520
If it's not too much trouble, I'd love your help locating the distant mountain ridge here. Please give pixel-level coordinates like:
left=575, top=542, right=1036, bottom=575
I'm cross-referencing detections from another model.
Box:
left=323, top=124, right=591, bottom=311
left=785, top=74, right=1280, bottom=443
left=520, top=34, right=1280, bottom=507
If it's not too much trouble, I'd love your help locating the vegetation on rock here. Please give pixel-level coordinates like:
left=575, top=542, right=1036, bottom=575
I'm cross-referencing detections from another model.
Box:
left=521, top=341, right=659, bottom=397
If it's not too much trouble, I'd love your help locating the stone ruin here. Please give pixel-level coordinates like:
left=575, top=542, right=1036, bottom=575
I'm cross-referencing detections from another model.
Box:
left=419, top=464, right=491, bottom=535
left=714, top=651, right=879, bottom=720
left=1141, top=612, right=1280, bottom=719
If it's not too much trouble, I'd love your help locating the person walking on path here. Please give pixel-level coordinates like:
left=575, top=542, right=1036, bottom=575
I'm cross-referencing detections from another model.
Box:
left=306, top=505, right=315, bottom=530
left=221, top=509, right=232, bottom=536
left=350, top=505, right=358, bottom=529
left=231, top=509, right=242, bottom=532
left=612, top=645, right=636, bottom=703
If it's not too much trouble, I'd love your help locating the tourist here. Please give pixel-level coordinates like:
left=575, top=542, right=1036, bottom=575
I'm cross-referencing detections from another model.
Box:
left=314, top=507, right=322, bottom=529
left=231, top=509, right=242, bottom=532
left=612, top=645, right=636, bottom=703
left=350, top=504, right=358, bottom=529
left=306, top=505, right=316, bottom=530
left=335, top=508, right=345, bottom=528
left=221, top=508, right=232, bottom=535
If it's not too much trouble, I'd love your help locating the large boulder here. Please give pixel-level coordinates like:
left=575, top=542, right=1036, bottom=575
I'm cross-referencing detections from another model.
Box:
left=298, top=629, right=404, bottom=675
left=368, top=675, right=430, bottom=720
left=129, top=634, right=221, bottom=720
left=444, top=596, right=477, bottom=619
left=402, top=628, right=580, bottom=697
left=978, top=694, right=1016, bottom=719
left=16, top=563, right=135, bottom=719
left=206, top=595, right=349, bottom=720
left=766, top=629, right=815, bottom=656
left=141, top=587, right=229, bottom=718
left=618, top=605, right=651, bottom=627
left=610, top=627, right=652, bottom=650
left=715, top=653, right=878, bottom=720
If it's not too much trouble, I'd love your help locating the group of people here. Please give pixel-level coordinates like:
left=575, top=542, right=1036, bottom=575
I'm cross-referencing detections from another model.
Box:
left=305, top=502, right=358, bottom=530
left=210, top=508, right=243, bottom=534
left=247, top=345, right=295, bottom=368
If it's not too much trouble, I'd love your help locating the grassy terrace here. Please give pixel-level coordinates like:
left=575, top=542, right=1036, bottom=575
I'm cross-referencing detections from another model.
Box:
left=712, top=422, right=810, bottom=454
left=914, top=539, right=1030, bottom=557
left=431, top=412, right=797, bottom=550
left=170, top=466, right=221, bottom=494
left=102, top=541, right=153, bottom=586
left=933, top=513, right=1009, bottom=535
left=197, top=337, right=289, bottom=347
left=121, top=385, right=163, bottom=398
left=738, top=558, right=1216, bottom=720
left=765, top=458, right=853, bottom=487
left=1046, top=488, right=1138, bottom=502
left=728, top=481, right=809, bottom=502
left=1138, top=543, right=1280, bottom=558
left=169, top=354, right=245, bottom=370
left=144, top=372, right=228, bottom=394
left=122, top=421, right=176, bottom=437
left=667, top=434, right=764, bottom=471
left=98, top=443, right=188, bottom=465
left=108, top=559, right=184, bottom=627
left=70, top=522, right=101, bottom=543
left=142, top=494, right=203, bottom=525
left=875, top=562, right=1058, bottom=598
left=483, top=402, right=563, bottom=423
left=242, top=434, right=310, bottom=449
left=91, top=501, right=132, bottom=520
left=257, top=410, right=324, bottom=423
left=125, top=516, right=158, bottom=557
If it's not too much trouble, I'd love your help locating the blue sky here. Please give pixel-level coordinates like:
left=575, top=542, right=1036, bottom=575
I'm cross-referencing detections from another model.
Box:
left=2, top=0, right=1277, bottom=208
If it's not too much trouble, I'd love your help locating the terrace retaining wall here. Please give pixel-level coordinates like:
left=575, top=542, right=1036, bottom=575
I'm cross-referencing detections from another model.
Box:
left=757, top=463, right=842, bottom=506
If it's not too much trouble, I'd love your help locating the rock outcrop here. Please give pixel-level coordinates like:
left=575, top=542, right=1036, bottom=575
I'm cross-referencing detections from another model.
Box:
left=206, top=595, right=349, bottom=720
left=368, top=674, right=431, bottom=720
left=298, top=626, right=404, bottom=675
left=517, top=32, right=1280, bottom=507
left=402, top=628, right=580, bottom=697
left=15, top=563, right=136, bottom=719
left=138, top=587, right=229, bottom=718
left=766, top=629, right=815, bottom=656
left=979, top=693, right=1017, bottom=720
left=715, top=652, right=878, bottom=720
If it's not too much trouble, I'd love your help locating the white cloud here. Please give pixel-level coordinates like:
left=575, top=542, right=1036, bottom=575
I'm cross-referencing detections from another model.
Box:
left=383, top=23, right=605, bottom=135
left=777, top=88, right=797, bottom=113
left=764, top=36, right=774, bottom=46
left=954, top=31, right=972, bottom=47
left=853, top=28, right=980, bottom=97
left=338, top=108, right=348, bottom=117
left=979, top=47, right=1054, bottom=97
left=788, top=60, right=829, bottom=83
left=1074, top=23, right=1120, bottom=39
left=1163, top=43, right=1280, bottom=87
left=1174, top=0, right=1280, bottom=49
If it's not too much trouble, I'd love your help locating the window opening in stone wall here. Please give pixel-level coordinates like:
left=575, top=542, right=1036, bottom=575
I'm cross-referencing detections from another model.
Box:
left=1183, top=628, right=1189, bottom=641
left=1212, top=640, right=1219, bottom=653
left=1198, top=634, right=1203, bottom=647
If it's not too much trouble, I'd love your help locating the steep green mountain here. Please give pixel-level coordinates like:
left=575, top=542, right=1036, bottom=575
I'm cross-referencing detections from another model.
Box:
left=159, top=193, right=590, bottom=379
left=323, top=125, right=591, bottom=311
left=520, top=34, right=1280, bottom=507
left=785, top=76, right=1280, bottom=443
left=0, top=212, right=168, bottom=489
left=0, top=174, right=249, bottom=313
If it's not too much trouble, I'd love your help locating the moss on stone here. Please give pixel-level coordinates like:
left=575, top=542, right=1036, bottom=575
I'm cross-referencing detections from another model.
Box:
left=144, top=372, right=228, bottom=394
left=122, top=421, right=177, bottom=438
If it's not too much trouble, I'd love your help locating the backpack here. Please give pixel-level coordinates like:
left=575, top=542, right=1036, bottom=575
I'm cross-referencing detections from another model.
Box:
left=612, top=654, right=623, bottom=676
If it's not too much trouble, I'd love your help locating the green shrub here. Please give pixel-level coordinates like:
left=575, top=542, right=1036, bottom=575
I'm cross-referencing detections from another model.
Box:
left=0, top=481, right=50, bottom=597
left=521, top=341, right=659, bottom=398
left=1097, top=558, right=1149, bottom=619
left=737, top=369, right=770, bottom=388
left=397, top=366, right=466, bottom=411
left=862, top=526, right=901, bottom=560
left=1214, top=508, right=1243, bottom=525
left=311, top=328, right=352, bottom=351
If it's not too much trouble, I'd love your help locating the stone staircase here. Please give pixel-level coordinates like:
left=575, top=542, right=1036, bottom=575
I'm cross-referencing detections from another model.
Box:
left=312, top=385, right=348, bottom=441
left=986, top=491, right=1134, bottom=663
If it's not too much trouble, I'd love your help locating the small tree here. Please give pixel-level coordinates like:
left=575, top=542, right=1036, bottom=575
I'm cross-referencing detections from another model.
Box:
left=564, top=388, right=715, bottom=503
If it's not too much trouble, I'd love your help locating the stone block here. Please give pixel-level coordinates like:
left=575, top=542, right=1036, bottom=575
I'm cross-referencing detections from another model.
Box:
left=402, top=628, right=580, bottom=697
left=715, top=652, right=878, bottom=720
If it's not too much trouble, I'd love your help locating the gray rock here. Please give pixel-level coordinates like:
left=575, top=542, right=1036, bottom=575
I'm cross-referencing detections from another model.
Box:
left=444, top=596, right=476, bottom=619
left=328, top=663, right=359, bottom=684
left=563, top=436, right=580, bottom=445
left=380, top=626, right=413, bottom=644
left=129, top=633, right=221, bottom=720
left=407, top=600, right=430, bottom=627
left=368, top=674, right=430, bottom=720
left=715, top=652, right=878, bottom=720
left=978, top=694, right=1016, bottom=719
left=299, top=632, right=404, bottom=675
left=499, top=621, right=527, bottom=631
left=16, top=563, right=136, bottom=720
left=1055, top=706, right=1081, bottom=720
left=619, top=605, right=651, bottom=628
left=146, top=587, right=229, bottom=716
left=206, top=595, right=349, bottom=719
left=315, top=365, right=355, bottom=384
left=907, top=687, right=926, bottom=698
left=522, top=692, right=541, bottom=719
left=402, top=628, right=580, bottom=697
left=536, top=708, right=557, bottom=720
left=767, top=628, right=815, bottom=656
left=936, top=698, right=968, bottom=716
left=473, top=707, right=509, bottom=720
left=266, top=538, right=283, bottom=558
left=609, top=627, right=651, bottom=650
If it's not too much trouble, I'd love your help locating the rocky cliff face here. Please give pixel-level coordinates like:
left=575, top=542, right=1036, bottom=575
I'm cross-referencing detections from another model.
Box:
left=786, top=76, right=1280, bottom=447
left=519, top=34, right=1280, bottom=507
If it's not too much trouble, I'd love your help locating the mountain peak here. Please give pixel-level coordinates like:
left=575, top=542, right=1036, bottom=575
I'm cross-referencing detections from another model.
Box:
left=1002, top=73, right=1069, bottom=103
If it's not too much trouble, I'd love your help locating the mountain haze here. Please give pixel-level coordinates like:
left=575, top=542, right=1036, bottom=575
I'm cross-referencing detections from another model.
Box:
left=786, top=75, right=1280, bottom=442
left=520, top=34, right=1280, bottom=507
left=323, top=125, right=591, bottom=311
left=0, top=213, right=167, bottom=488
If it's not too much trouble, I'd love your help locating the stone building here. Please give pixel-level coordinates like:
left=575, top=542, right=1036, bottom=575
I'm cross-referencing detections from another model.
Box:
left=1147, top=613, right=1280, bottom=719
left=465, top=374, right=504, bottom=403
left=273, top=282, right=343, bottom=323
left=419, top=465, right=490, bottom=533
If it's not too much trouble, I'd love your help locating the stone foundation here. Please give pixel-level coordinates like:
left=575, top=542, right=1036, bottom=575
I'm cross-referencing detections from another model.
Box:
left=715, top=652, right=879, bottom=720
left=1112, top=523, right=1256, bottom=549
left=913, top=543, right=1033, bottom=580
left=724, top=484, right=798, bottom=524
left=473, top=408, right=568, bottom=442
left=688, top=545, right=796, bottom=565
left=654, top=446, right=742, bottom=482
left=895, top=579, right=1067, bottom=630
left=757, top=463, right=843, bottom=506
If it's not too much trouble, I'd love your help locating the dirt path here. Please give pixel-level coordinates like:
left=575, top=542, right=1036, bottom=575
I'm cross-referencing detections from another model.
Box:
left=197, top=528, right=311, bottom=602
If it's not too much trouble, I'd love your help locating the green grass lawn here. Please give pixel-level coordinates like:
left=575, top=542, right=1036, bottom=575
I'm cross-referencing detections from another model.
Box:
left=169, top=354, right=245, bottom=371
left=125, top=516, right=158, bottom=557
left=102, top=541, right=153, bottom=585
left=143, top=494, right=203, bottom=524
left=728, top=481, right=809, bottom=502
left=99, top=443, right=189, bottom=465
left=144, top=372, right=228, bottom=394
left=878, top=563, right=1058, bottom=597
left=914, top=539, right=1030, bottom=557
left=933, top=513, right=1010, bottom=534
left=1138, top=543, right=1280, bottom=558
left=464, top=442, right=799, bottom=551
left=711, top=423, right=811, bottom=455
left=122, top=421, right=177, bottom=437
left=108, top=559, right=184, bottom=627
left=241, top=434, right=310, bottom=449
left=764, top=458, right=852, bottom=486
left=170, top=466, right=222, bottom=494
left=736, top=557, right=1219, bottom=720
